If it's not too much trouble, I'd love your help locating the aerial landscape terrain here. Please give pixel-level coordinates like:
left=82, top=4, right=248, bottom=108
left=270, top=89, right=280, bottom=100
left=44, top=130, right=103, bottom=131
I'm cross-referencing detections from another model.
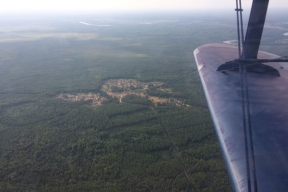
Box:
left=0, top=9, right=287, bottom=191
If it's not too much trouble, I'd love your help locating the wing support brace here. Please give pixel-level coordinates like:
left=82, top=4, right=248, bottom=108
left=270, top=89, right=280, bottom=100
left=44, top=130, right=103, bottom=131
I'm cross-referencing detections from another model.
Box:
left=242, top=0, right=269, bottom=59
left=216, top=59, right=288, bottom=76
left=217, top=0, right=286, bottom=76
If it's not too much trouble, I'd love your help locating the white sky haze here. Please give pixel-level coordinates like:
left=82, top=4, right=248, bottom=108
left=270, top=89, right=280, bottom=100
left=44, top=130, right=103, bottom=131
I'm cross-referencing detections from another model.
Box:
left=0, top=0, right=287, bottom=12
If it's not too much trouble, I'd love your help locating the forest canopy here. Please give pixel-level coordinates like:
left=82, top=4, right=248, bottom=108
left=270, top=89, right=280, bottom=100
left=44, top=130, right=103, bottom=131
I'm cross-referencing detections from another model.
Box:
left=8, top=11, right=288, bottom=191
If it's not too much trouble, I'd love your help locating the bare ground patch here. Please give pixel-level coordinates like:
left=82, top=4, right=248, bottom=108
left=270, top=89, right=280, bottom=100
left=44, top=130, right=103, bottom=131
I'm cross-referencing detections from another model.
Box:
left=57, top=79, right=189, bottom=107
left=56, top=93, right=106, bottom=106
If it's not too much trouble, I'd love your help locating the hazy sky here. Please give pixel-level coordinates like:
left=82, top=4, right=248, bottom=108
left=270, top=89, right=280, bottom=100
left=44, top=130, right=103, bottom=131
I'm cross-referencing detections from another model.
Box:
left=0, top=0, right=287, bottom=12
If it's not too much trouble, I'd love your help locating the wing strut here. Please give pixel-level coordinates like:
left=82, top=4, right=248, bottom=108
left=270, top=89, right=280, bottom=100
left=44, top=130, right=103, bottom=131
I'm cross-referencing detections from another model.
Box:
left=242, top=0, right=269, bottom=59
left=235, top=0, right=245, bottom=58
left=240, top=1, right=270, bottom=192
left=235, top=1, right=258, bottom=192
left=217, top=0, right=288, bottom=76
left=235, top=3, right=255, bottom=190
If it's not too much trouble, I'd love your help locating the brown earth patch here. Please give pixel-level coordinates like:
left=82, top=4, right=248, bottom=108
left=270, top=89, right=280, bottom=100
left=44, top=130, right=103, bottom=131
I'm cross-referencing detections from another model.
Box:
left=57, top=78, right=189, bottom=107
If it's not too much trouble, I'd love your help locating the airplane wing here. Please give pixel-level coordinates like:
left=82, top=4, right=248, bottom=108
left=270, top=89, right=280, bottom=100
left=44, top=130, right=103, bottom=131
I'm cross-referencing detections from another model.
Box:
left=194, top=0, right=288, bottom=191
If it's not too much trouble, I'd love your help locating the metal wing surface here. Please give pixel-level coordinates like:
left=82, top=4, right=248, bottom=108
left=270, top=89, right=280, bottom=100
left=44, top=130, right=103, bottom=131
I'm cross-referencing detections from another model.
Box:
left=194, top=43, right=288, bottom=192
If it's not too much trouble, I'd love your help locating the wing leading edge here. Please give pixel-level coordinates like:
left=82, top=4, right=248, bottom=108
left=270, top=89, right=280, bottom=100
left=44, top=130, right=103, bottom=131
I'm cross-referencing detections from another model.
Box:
left=194, top=44, right=288, bottom=192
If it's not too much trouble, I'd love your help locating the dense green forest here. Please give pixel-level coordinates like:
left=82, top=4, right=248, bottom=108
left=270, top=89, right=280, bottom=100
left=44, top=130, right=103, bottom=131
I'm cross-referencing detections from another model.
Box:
left=0, top=11, right=287, bottom=191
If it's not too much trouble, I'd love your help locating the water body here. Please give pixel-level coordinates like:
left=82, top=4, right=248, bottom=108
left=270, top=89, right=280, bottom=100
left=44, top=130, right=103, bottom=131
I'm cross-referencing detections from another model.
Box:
left=79, top=22, right=111, bottom=27
left=223, top=40, right=238, bottom=45
left=79, top=21, right=93, bottom=25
